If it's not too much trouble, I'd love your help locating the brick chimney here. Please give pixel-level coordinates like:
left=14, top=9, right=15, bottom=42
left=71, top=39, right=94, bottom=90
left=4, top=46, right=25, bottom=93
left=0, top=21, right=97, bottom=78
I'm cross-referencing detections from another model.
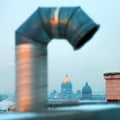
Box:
left=104, top=73, right=120, bottom=102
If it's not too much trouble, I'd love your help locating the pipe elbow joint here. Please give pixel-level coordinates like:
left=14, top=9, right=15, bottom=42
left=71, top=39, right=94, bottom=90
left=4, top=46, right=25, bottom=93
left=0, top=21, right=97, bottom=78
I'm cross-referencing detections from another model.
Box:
left=16, top=7, right=99, bottom=50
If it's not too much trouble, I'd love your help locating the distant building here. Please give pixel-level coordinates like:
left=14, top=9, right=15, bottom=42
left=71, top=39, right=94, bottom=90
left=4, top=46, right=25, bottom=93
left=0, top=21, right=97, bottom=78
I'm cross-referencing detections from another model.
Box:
left=81, top=82, right=92, bottom=99
left=61, top=75, right=73, bottom=98
left=49, top=75, right=105, bottom=105
left=49, top=75, right=79, bottom=105
left=0, top=98, right=15, bottom=112
left=104, top=72, right=120, bottom=102
left=50, top=90, right=58, bottom=98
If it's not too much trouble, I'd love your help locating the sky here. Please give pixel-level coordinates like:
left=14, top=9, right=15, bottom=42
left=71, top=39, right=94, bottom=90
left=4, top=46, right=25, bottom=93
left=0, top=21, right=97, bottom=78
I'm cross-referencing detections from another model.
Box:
left=0, top=0, right=120, bottom=94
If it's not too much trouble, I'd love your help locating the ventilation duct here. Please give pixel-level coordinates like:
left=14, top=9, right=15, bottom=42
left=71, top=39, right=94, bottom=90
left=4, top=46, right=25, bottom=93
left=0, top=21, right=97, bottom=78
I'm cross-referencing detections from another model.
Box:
left=16, top=7, right=99, bottom=112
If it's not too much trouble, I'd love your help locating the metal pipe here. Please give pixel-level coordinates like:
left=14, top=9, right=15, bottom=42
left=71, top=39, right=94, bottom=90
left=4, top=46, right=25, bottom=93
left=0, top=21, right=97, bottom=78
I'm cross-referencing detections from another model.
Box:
left=16, top=7, right=99, bottom=112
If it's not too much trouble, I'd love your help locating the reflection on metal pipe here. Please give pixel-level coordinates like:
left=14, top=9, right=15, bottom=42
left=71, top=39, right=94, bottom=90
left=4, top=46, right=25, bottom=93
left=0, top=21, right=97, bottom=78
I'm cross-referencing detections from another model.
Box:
left=16, top=42, right=47, bottom=112
left=16, top=7, right=99, bottom=112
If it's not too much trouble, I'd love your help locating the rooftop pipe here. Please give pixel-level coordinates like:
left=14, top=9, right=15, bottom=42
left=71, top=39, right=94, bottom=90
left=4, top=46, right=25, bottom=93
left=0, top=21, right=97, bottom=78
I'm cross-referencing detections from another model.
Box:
left=16, top=7, right=99, bottom=112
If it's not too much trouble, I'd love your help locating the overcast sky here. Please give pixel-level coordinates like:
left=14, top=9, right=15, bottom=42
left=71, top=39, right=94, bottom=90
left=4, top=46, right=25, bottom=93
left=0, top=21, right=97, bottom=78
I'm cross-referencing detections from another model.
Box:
left=0, top=0, right=120, bottom=94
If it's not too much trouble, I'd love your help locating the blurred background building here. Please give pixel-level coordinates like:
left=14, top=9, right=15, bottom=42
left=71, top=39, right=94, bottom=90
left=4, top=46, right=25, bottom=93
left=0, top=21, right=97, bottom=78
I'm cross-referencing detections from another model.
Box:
left=48, top=75, right=106, bottom=105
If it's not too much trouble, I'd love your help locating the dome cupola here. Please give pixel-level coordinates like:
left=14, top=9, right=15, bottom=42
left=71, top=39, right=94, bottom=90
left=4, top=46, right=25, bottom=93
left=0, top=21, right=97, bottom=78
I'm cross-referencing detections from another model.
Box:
left=62, top=75, right=71, bottom=83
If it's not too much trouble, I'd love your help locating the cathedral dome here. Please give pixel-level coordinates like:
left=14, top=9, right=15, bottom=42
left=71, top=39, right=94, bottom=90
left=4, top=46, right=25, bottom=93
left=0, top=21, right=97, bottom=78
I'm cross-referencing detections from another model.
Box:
left=61, top=75, right=72, bottom=94
left=82, top=82, right=92, bottom=94
left=62, top=75, right=70, bottom=83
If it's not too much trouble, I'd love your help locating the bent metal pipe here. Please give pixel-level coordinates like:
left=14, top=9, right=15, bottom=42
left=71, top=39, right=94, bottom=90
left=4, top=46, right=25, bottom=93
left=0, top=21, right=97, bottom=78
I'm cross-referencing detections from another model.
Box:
left=15, top=7, right=99, bottom=112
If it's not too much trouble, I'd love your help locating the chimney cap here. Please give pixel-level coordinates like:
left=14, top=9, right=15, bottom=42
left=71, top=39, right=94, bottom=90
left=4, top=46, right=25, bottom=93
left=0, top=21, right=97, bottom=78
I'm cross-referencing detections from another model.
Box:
left=104, top=72, right=120, bottom=76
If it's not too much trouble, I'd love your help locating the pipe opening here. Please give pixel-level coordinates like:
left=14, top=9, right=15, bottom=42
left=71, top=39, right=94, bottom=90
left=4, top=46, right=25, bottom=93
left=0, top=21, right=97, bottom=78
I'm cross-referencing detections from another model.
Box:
left=75, top=25, right=100, bottom=50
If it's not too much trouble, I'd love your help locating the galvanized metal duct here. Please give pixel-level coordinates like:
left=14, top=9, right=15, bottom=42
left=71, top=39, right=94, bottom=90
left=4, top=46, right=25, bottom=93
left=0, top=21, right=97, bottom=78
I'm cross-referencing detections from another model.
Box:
left=16, top=7, right=99, bottom=112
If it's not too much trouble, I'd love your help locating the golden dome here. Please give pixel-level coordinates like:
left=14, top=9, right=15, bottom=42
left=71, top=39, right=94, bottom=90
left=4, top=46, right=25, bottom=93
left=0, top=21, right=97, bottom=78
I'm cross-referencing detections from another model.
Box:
left=62, top=75, right=70, bottom=83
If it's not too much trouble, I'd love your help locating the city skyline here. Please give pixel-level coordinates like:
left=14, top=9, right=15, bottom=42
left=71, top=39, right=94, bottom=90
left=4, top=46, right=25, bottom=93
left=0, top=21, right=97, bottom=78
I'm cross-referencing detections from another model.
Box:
left=49, top=75, right=105, bottom=95
left=0, top=0, right=120, bottom=94
left=49, top=75, right=105, bottom=105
